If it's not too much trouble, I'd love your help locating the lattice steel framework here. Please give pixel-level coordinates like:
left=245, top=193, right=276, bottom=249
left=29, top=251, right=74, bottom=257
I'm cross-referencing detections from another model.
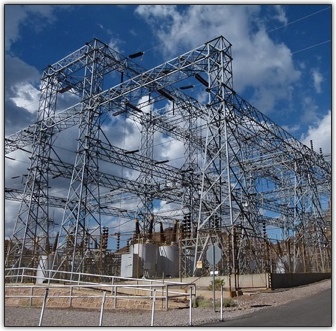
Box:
left=5, top=36, right=331, bottom=280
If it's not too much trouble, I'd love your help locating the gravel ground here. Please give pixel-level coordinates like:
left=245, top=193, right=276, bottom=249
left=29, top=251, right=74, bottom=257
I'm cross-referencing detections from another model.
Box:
left=4, top=278, right=331, bottom=327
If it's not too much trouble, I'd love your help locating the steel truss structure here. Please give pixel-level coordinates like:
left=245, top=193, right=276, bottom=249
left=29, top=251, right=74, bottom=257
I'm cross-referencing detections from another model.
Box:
left=5, top=36, right=331, bottom=281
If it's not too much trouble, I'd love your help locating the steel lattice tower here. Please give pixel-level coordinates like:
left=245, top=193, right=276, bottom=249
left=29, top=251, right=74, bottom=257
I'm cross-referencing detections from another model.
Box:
left=5, top=36, right=331, bottom=281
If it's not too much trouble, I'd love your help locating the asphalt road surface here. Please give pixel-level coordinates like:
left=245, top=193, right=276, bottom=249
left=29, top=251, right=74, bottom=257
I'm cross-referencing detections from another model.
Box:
left=202, top=288, right=331, bottom=327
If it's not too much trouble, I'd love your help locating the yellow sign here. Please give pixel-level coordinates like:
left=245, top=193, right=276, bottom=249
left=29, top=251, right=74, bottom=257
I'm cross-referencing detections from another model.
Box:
left=196, top=261, right=202, bottom=269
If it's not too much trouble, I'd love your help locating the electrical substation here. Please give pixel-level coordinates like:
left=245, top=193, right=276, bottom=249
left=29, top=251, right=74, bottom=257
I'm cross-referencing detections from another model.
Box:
left=5, top=36, right=331, bottom=286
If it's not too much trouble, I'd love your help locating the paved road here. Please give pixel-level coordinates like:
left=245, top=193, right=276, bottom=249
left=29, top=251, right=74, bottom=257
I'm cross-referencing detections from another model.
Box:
left=202, top=288, right=331, bottom=327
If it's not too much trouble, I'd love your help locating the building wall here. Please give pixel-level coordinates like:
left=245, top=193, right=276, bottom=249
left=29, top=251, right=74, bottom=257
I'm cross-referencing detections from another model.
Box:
left=270, top=272, right=331, bottom=289
left=171, top=272, right=331, bottom=290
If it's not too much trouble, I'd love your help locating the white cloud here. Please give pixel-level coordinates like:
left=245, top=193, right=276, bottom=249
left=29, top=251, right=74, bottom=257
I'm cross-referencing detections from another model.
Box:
left=5, top=53, right=80, bottom=136
left=5, top=5, right=71, bottom=51
left=5, top=149, right=32, bottom=238
left=5, top=201, right=21, bottom=238
left=137, top=95, right=153, bottom=114
left=5, top=55, right=40, bottom=97
left=10, top=83, right=40, bottom=114
left=273, top=5, right=288, bottom=25
left=153, top=200, right=181, bottom=218
left=5, top=99, right=36, bottom=135
left=135, top=5, right=301, bottom=113
left=158, top=137, right=185, bottom=168
left=5, top=55, right=41, bottom=131
left=300, top=110, right=331, bottom=155
left=281, top=123, right=301, bottom=135
left=299, top=96, right=320, bottom=124
left=135, top=4, right=177, bottom=23
left=312, top=69, right=323, bottom=93
left=4, top=5, right=28, bottom=51
left=108, top=36, right=124, bottom=54
left=122, top=118, right=142, bottom=151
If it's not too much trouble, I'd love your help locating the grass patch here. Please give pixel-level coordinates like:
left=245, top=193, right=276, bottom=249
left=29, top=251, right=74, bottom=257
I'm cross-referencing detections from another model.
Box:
left=192, top=295, right=236, bottom=308
left=207, top=278, right=225, bottom=291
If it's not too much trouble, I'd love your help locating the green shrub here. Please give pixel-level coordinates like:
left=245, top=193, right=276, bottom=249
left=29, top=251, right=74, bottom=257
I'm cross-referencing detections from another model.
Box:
left=192, top=295, right=236, bottom=308
left=192, top=295, right=210, bottom=308
left=221, top=298, right=236, bottom=307
left=207, top=278, right=225, bottom=291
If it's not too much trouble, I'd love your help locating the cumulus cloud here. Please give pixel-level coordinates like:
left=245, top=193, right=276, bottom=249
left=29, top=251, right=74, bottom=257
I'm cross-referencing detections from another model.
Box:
left=5, top=148, right=32, bottom=238
left=108, top=35, right=124, bottom=54
left=5, top=55, right=41, bottom=135
left=273, top=5, right=288, bottom=25
left=10, top=83, right=40, bottom=114
left=312, top=69, right=323, bottom=93
left=300, top=110, right=331, bottom=155
left=299, top=96, right=320, bottom=125
left=5, top=55, right=40, bottom=97
left=5, top=99, right=36, bottom=135
left=5, top=201, right=21, bottom=238
left=281, top=123, right=301, bottom=135
left=4, top=5, right=28, bottom=51
left=135, top=4, right=301, bottom=113
left=136, top=5, right=259, bottom=57
left=5, top=4, right=71, bottom=51
left=158, top=137, right=185, bottom=168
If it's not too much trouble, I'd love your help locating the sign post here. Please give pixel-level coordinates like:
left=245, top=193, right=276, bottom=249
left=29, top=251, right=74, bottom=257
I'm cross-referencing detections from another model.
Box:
left=206, top=243, right=222, bottom=312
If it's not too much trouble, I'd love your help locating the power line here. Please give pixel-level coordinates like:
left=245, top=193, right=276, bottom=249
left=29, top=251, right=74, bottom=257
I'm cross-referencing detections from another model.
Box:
left=267, top=6, right=331, bottom=34
left=291, top=39, right=330, bottom=55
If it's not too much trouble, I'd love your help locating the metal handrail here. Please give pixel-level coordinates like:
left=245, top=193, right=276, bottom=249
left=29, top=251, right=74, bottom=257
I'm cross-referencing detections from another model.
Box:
left=5, top=267, right=194, bottom=286
left=5, top=284, right=199, bottom=326
left=5, top=268, right=196, bottom=311
left=5, top=284, right=191, bottom=306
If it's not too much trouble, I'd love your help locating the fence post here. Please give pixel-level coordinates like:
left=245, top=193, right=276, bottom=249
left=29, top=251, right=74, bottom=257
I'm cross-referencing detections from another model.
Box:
left=189, top=286, right=193, bottom=326
left=69, top=286, right=73, bottom=307
left=30, top=287, right=33, bottom=306
left=47, top=268, right=51, bottom=285
left=220, top=285, right=224, bottom=321
left=99, top=291, right=106, bottom=326
left=165, top=285, right=169, bottom=311
left=161, top=285, right=164, bottom=310
left=38, top=288, right=49, bottom=326
left=21, top=268, right=24, bottom=283
left=114, top=286, right=117, bottom=308
left=151, top=289, right=157, bottom=326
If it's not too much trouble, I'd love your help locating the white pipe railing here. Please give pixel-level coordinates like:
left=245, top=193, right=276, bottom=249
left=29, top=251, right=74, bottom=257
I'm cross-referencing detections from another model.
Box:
left=5, top=283, right=196, bottom=311
left=99, top=291, right=106, bottom=326
left=189, top=286, right=193, bottom=326
left=5, top=267, right=194, bottom=287
left=69, top=286, right=73, bottom=307
left=5, top=267, right=196, bottom=306
left=5, top=283, right=228, bottom=327
left=151, top=289, right=157, bottom=326
left=6, top=284, right=192, bottom=326
left=38, top=288, right=49, bottom=326
left=220, top=285, right=224, bottom=321
left=5, top=267, right=202, bottom=326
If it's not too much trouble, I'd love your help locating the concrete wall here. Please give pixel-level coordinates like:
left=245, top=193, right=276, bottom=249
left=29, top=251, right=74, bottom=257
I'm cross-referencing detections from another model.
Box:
left=173, top=273, right=269, bottom=289
left=5, top=286, right=171, bottom=311
left=173, top=272, right=331, bottom=290
left=270, top=272, right=331, bottom=289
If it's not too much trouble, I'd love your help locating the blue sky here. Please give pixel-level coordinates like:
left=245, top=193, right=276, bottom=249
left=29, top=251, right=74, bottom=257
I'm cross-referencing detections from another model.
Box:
left=4, top=3, right=332, bottom=242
